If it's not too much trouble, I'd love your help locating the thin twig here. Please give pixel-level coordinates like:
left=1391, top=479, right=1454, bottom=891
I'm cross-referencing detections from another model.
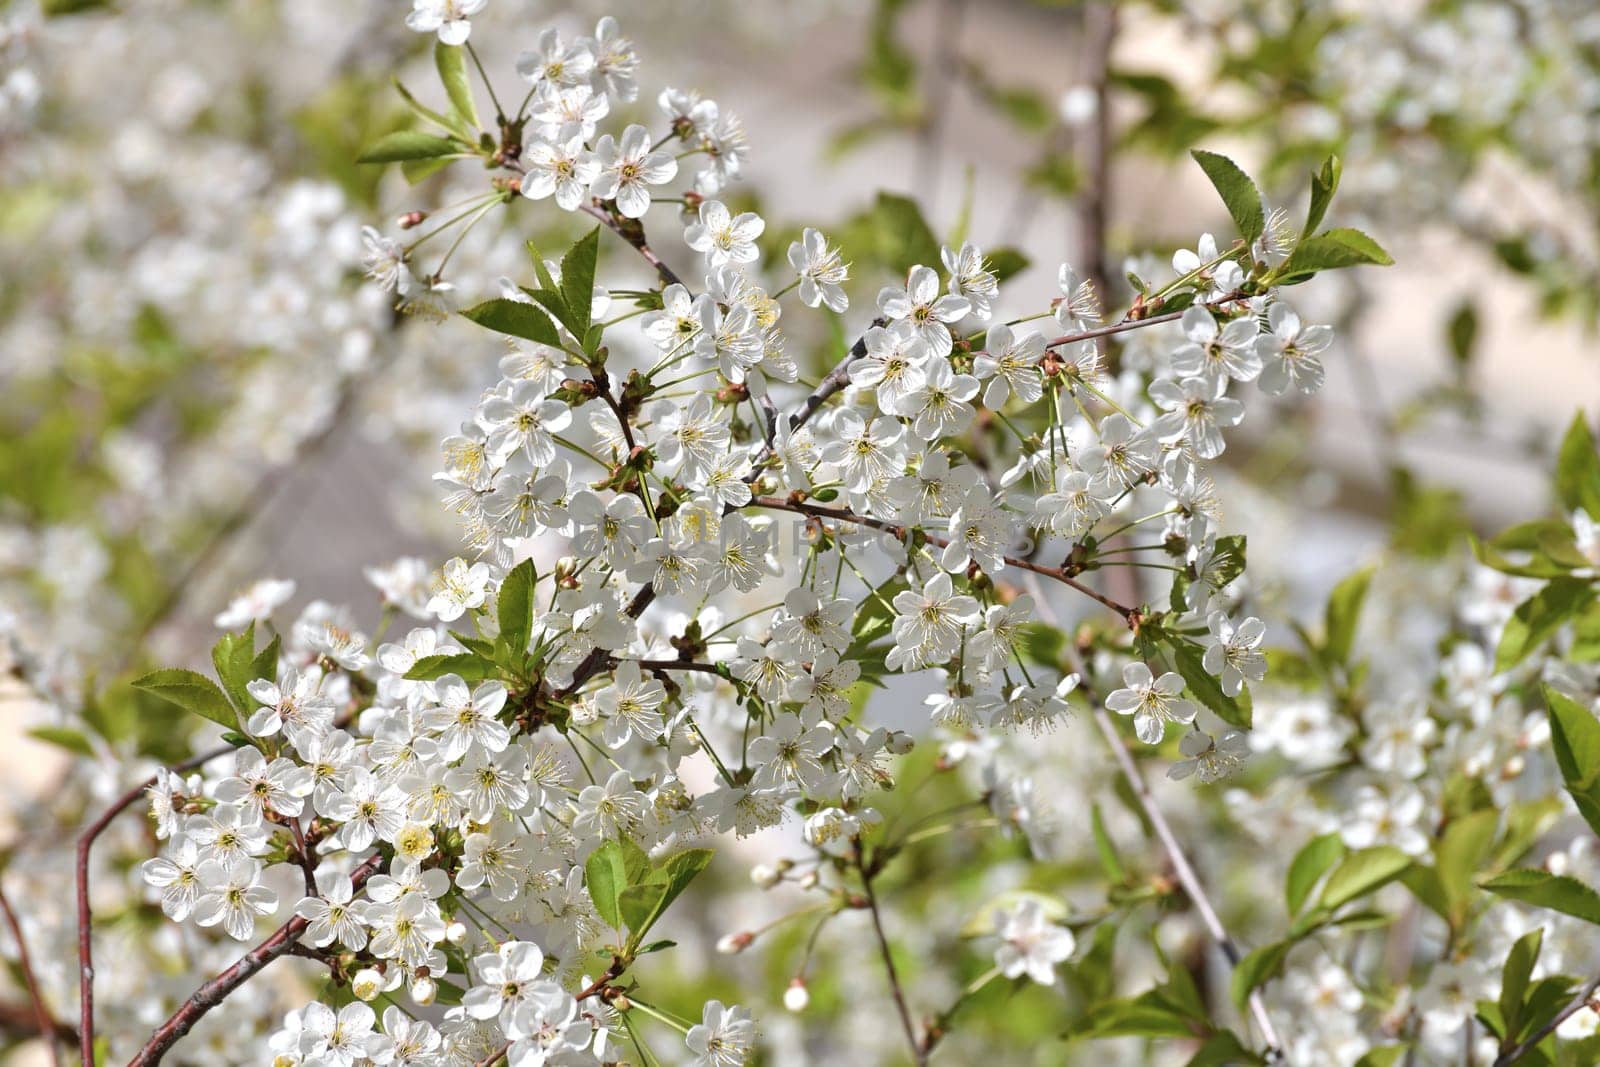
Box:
left=1494, top=974, right=1600, bottom=1066
left=0, top=880, right=61, bottom=1067
left=854, top=845, right=924, bottom=1066
left=126, top=853, right=384, bottom=1066
left=76, top=744, right=233, bottom=1067
left=750, top=495, right=1139, bottom=625
left=1025, top=576, right=1285, bottom=1061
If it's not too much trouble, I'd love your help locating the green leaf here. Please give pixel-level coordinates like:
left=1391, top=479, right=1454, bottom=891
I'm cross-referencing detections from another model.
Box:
left=1481, top=869, right=1600, bottom=925
left=584, top=841, right=629, bottom=931
left=1185, top=1030, right=1265, bottom=1067
left=403, top=653, right=498, bottom=683
left=1285, top=833, right=1345, bottom=916
left=356, top=130, right=461, bottom=164
left=1190, top=149, right=1265, bottom=244
left=393, top=77, right=460, bottom=135
left=130, top=669, right=238, bottom=731
left=1555, top=412, right=1600, bottom=517
left=1231, top=940, right=1291, bottom=1006
left=560, top=227, right=601, bottom=339
left=622, top=848, right=713, bottom=948
left=1091, top=805, right=1127, bottom=884
left=1447, top=301, right=1479, bottom=369
left=986, top=247, right=1030, bottom=283
left=1303, top=155, right=1341, bottom=238
left=1319, top=846, right=1411, bottom=910
left=1543, top=685, right=1600, bottom=839
left=1352, top=1047, right=1408, bottom=1067
left=434, top=42, right=480, bottom=132
left=211, top=624, right=261, bottom=714
left=1323, top=565, right=1373, bottom=666
left=1279, top=228, right=1393, bottom=282
left=27, top=726, right=95, bottom=758
left=1434, top=809, right=1500, bottom=927
left=460, top=299, right=564, bottom=347
left=1499, top=928, right=1543, bottom=1039
left=1172, top=641, right=1252, bottom=729
left=874, top=192, right=942, bottom=274
left=497, top=559, right=537, bottom=664
left=1496, top=579, right=1594, bottom=671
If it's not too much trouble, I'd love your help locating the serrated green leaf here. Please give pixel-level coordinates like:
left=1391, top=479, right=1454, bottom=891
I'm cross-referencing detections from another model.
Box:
left=1496, top=579, right=1594, bottom=671
left=357, top=130, right=461, bottom=164
left=560, top=227, right=601, bottom=338
left=1499, top=927, right=1543, bottom=1039
left=497, top=559, right=537, bottom=665
left=403, top=653, right=497, bottom=683
left=211, top=623, right=260, bottom=714
left=584, top=840, right=628, bottom=931
left=1543, top=685, right=1600, bottom=840
left=1191, top=149, right=1265, bottom=243
left=460, top=298, right=564, bottom=347
left=1481, top=869, right=1600, bottom=925
left=434, top=42, right=480, bottom=132
left=1172, top=641, right=1252, bottom=729
left=131, top=669, right=238, bottom=731
left=1285, top=833, right=1345, bottom=916
left=1303, top=154, right=1341, bottom=238
left=1280, top=228, right=1393, bottom=282
left=1320, top=846, right=1410, bottom=910
left=1231, top=940, right=1291, bottom=1007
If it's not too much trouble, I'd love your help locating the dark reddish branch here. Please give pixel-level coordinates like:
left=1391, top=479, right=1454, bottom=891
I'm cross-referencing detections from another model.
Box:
left=0, top=882, right=61, bottom=1067
left=76, top=744, right=234, bottom=1067
left=751, top=495, right=1139, bottom=625
left=125, top=852, right=383, bottom=1067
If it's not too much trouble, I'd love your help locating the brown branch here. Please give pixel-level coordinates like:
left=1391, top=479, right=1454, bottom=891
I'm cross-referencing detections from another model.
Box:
left=126, top=852, right=384, bottom=1067
left=853, top=843, right=924, bottom=1066
left=0, top=999, right=77, bottom=1043
left=1074, top=2, right=1118, bottom=313
left=749, top=495, right=1139, bottom=625
left=0, top=880, right=61, bottom=1067
left=1023, top=578, right=1284, bottom=1060
left=75, top=744, right=234, bottom=1067
left=1494, top=974, right=1600, bottom=1066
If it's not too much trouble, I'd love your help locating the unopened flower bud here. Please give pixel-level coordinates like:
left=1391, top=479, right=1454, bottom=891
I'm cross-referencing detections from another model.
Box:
left=750, top=863, right=781, bottom=888
left=445, top=921, right=467, bottom=944
left=396, top=210, right=427, bottom=229
left=784, top=978, right=810, bottom=1012
left=410, top=975, right=437, bottom=1006
left=716, top=931, right=754, bottom=955
left=799, top=871, right=820, bottom=890
left=887, top=730, right=914, bottom=755
left=352, top=968, right=384, bottom=1002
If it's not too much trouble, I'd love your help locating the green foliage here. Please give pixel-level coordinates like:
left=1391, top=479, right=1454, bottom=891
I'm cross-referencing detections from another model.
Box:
left=403, top=653, right=499, bottom=683
left=1319, top=846, right=1411, bottom=910
left=460, top=298, right=564, bottom=347
left=497, top=559, right=538, bottom=667
left=585, top=838, right=714, bottom=954
left=1555, top=412, right=1600, bottom=516
left=1190, top=149, right=1265, bottom=244
left=1480, top=869, right=1600, bottom=925
left=1323, top=565, right=1373, bottom=667
left=1285, top=833, right=1345, bottom=916
left=356, top=130, right=462, bottom=164
left=1171, top=639, right=1252, bottom=729
left=872, top=192, right=942, bottom=276
left=1543, top=685, right=1600, bottom=840
left=130, top=668, right=238, bottom=732
left=1496, top=579, right=1594, bottom=671
left=210, top=623, right=280, bottom=717
left=434, top=43, right=481, bottom=134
